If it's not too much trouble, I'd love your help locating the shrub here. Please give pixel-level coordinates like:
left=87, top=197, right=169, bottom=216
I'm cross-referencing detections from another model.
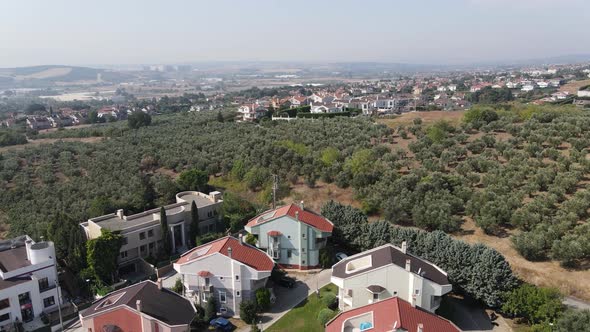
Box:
left=240, top=300, right=258, bottom=324
left=321, top=292, right=338, bottom=309
left=255, top=288, right=271, bottom=312
left=171, top=277, right=183, bottom=294
left=501, top=284, right=563, bottom=325
left=317, top=308, right=336, bottom=325
left=205, top=296, right=218, bottom=321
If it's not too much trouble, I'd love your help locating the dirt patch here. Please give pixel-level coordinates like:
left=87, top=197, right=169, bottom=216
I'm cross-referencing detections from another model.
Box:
left=0, top=137, right=104, bottom=153
left=378, top=110, right=466, bottom=128
left=455, top=218, right=590, bottom=301
left=560, top=79, right=590, bottom=95
left=283, top=180, right=360, bottom=213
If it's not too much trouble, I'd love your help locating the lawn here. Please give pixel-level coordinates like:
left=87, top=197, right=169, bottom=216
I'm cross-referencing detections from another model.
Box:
left=266, top=284, right=339, bottom=332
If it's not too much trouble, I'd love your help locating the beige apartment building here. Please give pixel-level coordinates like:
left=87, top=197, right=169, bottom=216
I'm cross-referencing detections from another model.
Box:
left=81, top=191, right=223, bottom=274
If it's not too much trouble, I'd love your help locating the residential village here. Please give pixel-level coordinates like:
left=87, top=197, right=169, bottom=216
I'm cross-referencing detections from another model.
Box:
left=2, top=63, right=590, bottom=131
left=0, top=188, right=467, bottom=332
left=1, top=62, right=590, bottom=332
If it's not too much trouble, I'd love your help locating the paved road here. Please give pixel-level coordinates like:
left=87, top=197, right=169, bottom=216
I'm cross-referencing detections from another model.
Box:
left=564, top=296, right=590, bottom=310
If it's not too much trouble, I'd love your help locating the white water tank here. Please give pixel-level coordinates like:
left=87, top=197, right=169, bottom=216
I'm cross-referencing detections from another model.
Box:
left=28, top=241, right=55, bottom=265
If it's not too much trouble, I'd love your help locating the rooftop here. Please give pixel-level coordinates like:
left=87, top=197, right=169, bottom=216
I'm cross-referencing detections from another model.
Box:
left=326, top=296, right=460, bottom=332
left=176, top=236, right=274, bottom=272
left=246, top=203, right=334, bottom=233
left=332, top=244, right=449, bottom=285
left=81, top=280, right=195, bottom=326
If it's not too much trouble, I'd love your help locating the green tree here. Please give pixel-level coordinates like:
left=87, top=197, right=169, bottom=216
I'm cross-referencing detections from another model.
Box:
left=317, top=308, right=336, bottom=325
left=255, top=288, right=271, bottom=312
left=205, top=296, right=218, bottom=321
left=128, top=111, right=152, bottom=129
left=172, top=277, right=183, bottom=294
left=217, top=111, right=224, bottom=122
left=321, top=147, right=341, bottom=166
left=502, top=284, right=563, bottom=325
left=87, top=196, right=115, bottom=218
left=555, top=309, right=590, bottom=332
left=160, top=207, right=172, bottom=256
left=189, top=201, right=200, bottom=247
left=177, top=168, right=209, bottom=192
left=86, top=229, right=123, bottom=284
left=239, top=300, right=258, bottom=324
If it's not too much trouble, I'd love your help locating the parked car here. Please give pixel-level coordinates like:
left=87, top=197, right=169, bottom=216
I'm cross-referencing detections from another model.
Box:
left=276, top=276, right=296, bottom=288
left=210, top=317, right=234, bottom=331
left=335, top=252, right=348, bottom=261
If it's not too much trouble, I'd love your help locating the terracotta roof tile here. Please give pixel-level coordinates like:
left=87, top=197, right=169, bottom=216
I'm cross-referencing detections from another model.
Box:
left=246, top=204, right=334, bottom=232
left=176, top=236, right=274, bottom=272
left=326, top=297, right=460, bottom=332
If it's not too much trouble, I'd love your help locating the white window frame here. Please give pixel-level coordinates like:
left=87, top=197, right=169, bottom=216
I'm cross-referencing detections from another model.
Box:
left=219, top=291, right=227, bottom=304
left=202, top=292, right=208, bottom=302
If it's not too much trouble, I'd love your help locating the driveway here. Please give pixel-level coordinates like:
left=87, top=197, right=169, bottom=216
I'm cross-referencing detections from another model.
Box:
left=443, top=296, right=511, bottom=332
left=251, top=269, right=332, bottom=331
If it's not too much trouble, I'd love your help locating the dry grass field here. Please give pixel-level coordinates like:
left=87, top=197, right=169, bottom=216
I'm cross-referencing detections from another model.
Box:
left=560, top=79, right=590, bottom=95
left=378, top=110, right=466, bottom=128
left=0, top=137, right=104, bottom=153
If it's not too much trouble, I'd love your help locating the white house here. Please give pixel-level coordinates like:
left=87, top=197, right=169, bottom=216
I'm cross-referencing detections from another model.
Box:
left=578, top=86, right=590, bottom=98
left=331, top=242, right=452, bottom=313
left=81, top=191, right=223, bottom=275
left=244, top=203, right=333, bottom=270
left=521, top=84, right=535, bottom=92
left=238, top=104, right=267, bottom=122
left=173, top=236, right=274, bottom=317
left=0, top=236, right=62, bottom=329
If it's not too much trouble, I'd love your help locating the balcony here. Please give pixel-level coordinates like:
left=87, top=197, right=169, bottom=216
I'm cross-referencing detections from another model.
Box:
left=200, top=285, right=214, bottom=293
left=40, top=284, right=57, bottom=293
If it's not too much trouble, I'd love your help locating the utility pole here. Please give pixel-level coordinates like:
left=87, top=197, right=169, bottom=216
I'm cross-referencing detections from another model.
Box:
left=272, top=174, right=278, bottom=209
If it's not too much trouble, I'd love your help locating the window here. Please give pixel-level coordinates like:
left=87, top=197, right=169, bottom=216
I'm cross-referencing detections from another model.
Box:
left=235, top=275, right=239, bottom=281
left=302, top=233, right=306, bottom=238
left=287, top=235, right=291, bottom=239
left=140, top=245, right=147, bottom=253
left=415, top=289, right=420, bottom=295
left=373, top=293, right=379, bottom=301
left=122, top=237, right=128, bottom=245
left=287, top=250, right=292, bottom=258
left=139, top=232, right=146, bottom=240
left=236, top=291, right=240, bottom=297
left=38, top=277, right=49, bottom=291
left=43, top=296, right=55, bottom=308
left=204, top=277, right=210, bottom=286
left=302, top=248, right=305, bottom=253
left=220, top=277, right=224, bottom=280
left=302, top=260, right=306, bottom=264
left=202, top=292, right=208, bottom=302
left=149, top=242, right=155, bottom=250
left=0, top=299, right=9, bottom=310
left=18, top=292, right=30, bottom=305
left=120, top=251, right=128, bottom=259
left=0, top=313, right=9, bottom=322
left=148, top=229, right=154, bottom=237
left=219, top=291, right=226, bottom=303
left=208, top=224, right=215, bottom=233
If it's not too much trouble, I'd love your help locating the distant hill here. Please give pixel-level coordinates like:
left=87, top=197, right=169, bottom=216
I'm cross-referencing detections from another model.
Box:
left=0, top=65, right=132, bottom=88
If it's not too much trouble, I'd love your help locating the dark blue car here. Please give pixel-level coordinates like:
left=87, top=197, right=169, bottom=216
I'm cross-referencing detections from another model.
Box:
left=210, top=317, right=234, bottom=331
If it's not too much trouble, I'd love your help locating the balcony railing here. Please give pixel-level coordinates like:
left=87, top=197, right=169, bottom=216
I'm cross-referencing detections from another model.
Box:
left=200, top=285, right=214, bottom=293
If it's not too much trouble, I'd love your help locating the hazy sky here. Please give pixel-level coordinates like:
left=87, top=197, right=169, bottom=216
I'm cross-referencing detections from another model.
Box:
left=1, top=0, right=588, bottom=67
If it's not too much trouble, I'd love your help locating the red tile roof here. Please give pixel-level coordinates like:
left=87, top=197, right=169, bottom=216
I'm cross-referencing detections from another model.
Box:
left=267, top=230, right=282, bottom=237
left=246, top=204, right=334, bottom=233
left=176, top=236, right=274, bottom=272
left=325, top=297, right=460, bottom=332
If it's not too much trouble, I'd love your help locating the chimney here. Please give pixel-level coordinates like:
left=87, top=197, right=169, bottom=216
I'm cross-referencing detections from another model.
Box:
left=401, top=241, right=407, bottom=254
left=405, top=259, right=411, bottom=272
left=417, top=323, right=423, bottom=332
left=136, top=300, right=142, bottom=312
left=228, top=247, right=232, bottom=259
left=116, top=209, right=124, bottom=219
left=157, top=278, right=163, bottom=290
left=25, top=240, right=33, bottom=261
left=239, top=234, right=244, bottom=245
left=300, top=201, right=305, bottom=210
left=295, top=211, right=299, bottom=220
